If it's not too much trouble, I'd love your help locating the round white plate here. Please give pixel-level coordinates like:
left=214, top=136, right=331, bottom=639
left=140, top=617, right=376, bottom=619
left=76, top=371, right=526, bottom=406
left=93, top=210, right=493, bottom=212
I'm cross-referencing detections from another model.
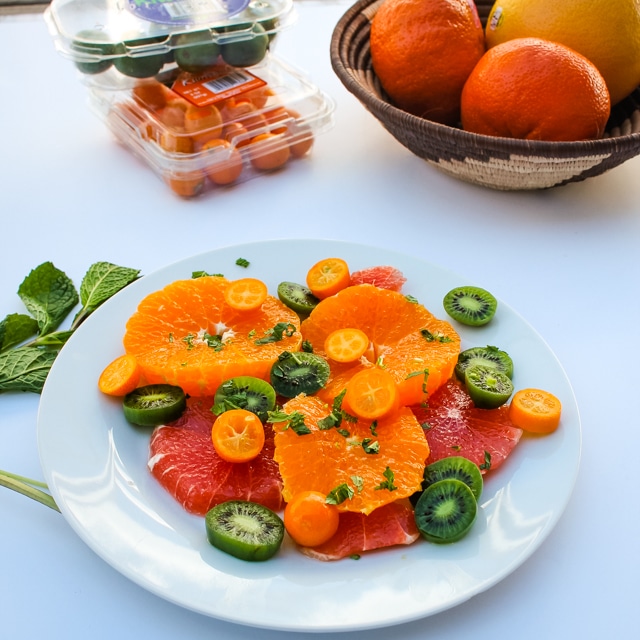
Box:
left=37, top=239, right=581, bottom=632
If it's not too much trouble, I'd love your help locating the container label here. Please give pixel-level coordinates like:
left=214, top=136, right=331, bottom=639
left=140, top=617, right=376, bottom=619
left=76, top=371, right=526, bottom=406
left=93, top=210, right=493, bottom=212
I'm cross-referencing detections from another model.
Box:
left=127, top=0, right=250, bottom=26
left=171, top=66, right=267, bottom=106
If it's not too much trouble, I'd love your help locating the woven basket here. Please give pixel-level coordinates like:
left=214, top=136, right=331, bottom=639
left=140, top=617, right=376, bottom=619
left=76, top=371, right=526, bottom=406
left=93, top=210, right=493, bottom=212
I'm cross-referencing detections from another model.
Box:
left=330, top=0, right=640, bottom=190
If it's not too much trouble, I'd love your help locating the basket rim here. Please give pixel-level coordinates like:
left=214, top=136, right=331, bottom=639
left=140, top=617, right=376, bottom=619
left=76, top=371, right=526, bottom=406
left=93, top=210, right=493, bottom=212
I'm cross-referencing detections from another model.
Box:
left=329, top=0, right=640, bottom=155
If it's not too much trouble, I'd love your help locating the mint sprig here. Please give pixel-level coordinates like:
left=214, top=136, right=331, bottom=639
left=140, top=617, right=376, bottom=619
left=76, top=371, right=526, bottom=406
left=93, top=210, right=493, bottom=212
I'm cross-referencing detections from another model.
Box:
left=0, top=261, right=140, bottom=393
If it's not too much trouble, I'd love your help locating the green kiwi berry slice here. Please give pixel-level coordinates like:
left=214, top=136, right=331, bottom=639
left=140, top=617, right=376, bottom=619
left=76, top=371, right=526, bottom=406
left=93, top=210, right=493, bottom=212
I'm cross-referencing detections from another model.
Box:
left=443, top=286, right=497, bottom=326
left=212, top=376, right=276, bottom=422
left=205, top=500, right=284, bottom=561
left=423, top=456, right=483, bottom=500
left=220, top=23, right=269, bottom=67
left=414, top=478, right=477, bottom=544
left=123, top=384, right=186, bottom=426
left=277, top=282, right=320, bottom=315
left=270, top=351, right=330, bottom=398
left=464, top=364, right=514, bottom=409
left=455, top=345, right=513, bottom=382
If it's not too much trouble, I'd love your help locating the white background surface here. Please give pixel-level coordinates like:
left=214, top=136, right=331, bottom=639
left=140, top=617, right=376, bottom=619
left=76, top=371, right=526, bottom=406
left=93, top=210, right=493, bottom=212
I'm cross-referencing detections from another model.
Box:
left=0, top=2, right=637, bottom=638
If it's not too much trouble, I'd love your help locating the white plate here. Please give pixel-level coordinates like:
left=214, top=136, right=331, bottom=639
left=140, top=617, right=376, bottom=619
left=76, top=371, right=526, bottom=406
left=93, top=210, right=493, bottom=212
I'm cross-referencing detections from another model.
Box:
left=37, top=239, right=581, bottom=632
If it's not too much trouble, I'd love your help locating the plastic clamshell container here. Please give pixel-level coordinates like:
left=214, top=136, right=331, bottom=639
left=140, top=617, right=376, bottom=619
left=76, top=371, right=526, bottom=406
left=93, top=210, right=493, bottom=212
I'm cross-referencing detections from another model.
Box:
left=45, top=0, right=296, bottom=81
left=89, top=55, right=335, bottom=197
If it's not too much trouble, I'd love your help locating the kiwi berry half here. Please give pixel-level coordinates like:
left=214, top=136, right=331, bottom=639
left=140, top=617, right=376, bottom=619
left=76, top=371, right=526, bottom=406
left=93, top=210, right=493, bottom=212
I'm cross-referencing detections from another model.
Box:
left=277, top=281, right=320, bottom=315
left=443, top=286, right=497, bottom=326
left=464, top=364, right=514, bottom=409
left=455, top=345, right=513, bottom=382
left=270, top=350, right=330, bottom=398
left=205, top=500, right=284, bottom=561
left=123, top=384, right=186, bottom=426
left=212, top=376, right=276, bottom=422
left=414, top=478, right=477, bottom=544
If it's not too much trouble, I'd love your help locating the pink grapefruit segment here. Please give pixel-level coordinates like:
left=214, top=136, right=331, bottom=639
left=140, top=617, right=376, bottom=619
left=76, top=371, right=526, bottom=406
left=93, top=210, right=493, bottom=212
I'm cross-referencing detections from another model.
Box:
left=411, top=379, right=523, bottom=472
left=299, top=501, right=419, bottom=561
left=148, top=396, right=284, bottom=515
left=350, top=265, right=407, bottom=291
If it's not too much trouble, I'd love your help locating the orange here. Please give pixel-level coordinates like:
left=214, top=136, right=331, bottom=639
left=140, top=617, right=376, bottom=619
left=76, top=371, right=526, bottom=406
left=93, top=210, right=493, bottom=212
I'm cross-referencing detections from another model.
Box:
left=123, top=275, right=302, bottom=396
left=201, top=139, right=244, bottom=185
left=369, top=0, right=485, bottom=125
left=485, top=0, right=640, bottom=106
left=211, top=408, right=265, bottom=463
left=461, top=38, right=610, bottom=141
left=301, top=284, right=460, bottom=407
left=248, top=132, right=290, bottom=171
left=273, top=393, right=429, bottom=514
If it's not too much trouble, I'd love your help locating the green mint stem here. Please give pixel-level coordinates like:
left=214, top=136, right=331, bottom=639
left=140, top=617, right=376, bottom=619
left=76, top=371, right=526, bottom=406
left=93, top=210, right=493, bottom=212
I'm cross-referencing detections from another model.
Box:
left=0, top=470, right=60, bottom=512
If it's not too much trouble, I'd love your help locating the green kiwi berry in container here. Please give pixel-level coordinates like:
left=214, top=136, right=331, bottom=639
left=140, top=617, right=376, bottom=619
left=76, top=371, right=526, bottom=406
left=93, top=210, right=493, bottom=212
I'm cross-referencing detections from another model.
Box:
left=44, top=0, right=297, bottom=83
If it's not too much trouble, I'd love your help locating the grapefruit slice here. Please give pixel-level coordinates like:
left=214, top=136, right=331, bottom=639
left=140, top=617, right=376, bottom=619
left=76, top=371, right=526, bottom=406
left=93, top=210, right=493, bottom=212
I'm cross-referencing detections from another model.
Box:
left=299, top=501, right=419, bottom=561
left=148, top=396, right=284, bottom=515
left=123, top=275, right=302, bottom=396
left=411, top=379, right=523, bottom=473
left=349, top=265, right=407, bottom=291
left=273, top=394, right=429, bottom=515
left=301, top=284, right=460, bottom=406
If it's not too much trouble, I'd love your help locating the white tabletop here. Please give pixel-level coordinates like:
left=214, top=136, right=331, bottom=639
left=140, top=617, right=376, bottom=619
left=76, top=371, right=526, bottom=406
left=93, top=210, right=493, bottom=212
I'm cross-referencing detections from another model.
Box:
left=1, top=2, right=637, bottom=638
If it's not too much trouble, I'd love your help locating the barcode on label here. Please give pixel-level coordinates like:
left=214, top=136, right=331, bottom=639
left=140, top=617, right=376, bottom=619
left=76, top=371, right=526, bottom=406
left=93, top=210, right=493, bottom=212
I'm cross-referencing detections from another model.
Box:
left=203, top=70, right=255, bottom=93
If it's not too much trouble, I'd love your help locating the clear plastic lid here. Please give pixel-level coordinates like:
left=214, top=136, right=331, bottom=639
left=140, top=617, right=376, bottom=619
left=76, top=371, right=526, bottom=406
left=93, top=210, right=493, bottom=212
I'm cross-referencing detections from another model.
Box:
left=89, top=55, right=335, bottom=197
left=45, top=0, right=296, bottom=77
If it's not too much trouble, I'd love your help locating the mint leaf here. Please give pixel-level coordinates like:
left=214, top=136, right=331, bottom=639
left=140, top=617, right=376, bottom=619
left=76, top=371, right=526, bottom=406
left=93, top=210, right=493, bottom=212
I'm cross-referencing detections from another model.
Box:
left=74, top=262, right=140, bottom=327
left=0, top=313, right=39, bottom=352
left=18, top=262, right=78, bottom=335
left=0, top=346, right=58, bottom=393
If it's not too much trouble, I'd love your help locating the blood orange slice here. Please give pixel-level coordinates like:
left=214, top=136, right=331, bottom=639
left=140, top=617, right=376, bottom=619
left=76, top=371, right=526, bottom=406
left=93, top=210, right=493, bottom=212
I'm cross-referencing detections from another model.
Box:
left=148, top=396, right=284, bottom=515
left=299, top=501, right=419, bottom=561
left=349, top=265, right=407, bottom=291
left=123, top=275, right=301, bottom=396
left=411, top=379, right=523, bottom=473
left=301, top=284, right=460, bottom=406
left=273, top=394, right=429, bottom=515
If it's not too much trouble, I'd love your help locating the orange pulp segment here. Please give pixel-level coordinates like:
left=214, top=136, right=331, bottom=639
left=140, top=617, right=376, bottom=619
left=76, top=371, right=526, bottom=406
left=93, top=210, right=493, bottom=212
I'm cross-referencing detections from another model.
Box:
left=123, top=275, right=302, bottom=397
left=301, top=284, right=460, bottom=406
left=273, top=394, right=430, bottom=515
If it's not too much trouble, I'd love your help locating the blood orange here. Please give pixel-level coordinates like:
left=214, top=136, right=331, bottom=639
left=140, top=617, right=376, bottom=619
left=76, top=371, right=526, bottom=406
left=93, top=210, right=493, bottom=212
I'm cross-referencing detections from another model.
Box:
left=148, top=396, right=284, bottom=515
left=349, top=266, right=407, bottom=292
left=411, top=379, right=522, bottom=472
left=299, top=501, right=419, bottom=561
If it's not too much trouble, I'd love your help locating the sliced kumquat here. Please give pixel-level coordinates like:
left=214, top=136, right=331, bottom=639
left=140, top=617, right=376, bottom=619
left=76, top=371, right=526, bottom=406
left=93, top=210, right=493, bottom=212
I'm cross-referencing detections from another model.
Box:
left=284, top=490, right=340, bottom=547
left=509, top=388, right=562, bottom=434
left=224, top=278, right=269, bottom=311
left=98, top=353, right=141, bottom=396
left=344, top=367, right=399, bottom=420
left=211, top=408, right=266, bottom=463
left=324, top=327, right=370, bottom=363
left=305, top=257, right=350, bottom=300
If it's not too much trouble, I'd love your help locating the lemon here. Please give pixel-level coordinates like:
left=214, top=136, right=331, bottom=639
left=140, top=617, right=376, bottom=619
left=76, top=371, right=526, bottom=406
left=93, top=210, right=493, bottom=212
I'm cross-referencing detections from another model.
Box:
left=485, top=0, right=640, bottom=105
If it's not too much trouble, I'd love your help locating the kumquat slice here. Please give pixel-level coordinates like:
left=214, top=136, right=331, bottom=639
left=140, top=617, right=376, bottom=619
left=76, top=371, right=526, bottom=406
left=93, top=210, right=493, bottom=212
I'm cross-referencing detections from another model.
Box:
left=284, top=490, right=340, bottom=547
left=211, top=408, right=266, bottom=463
left=509, top=388, right=562, bottom=434
left=324, top=327, right=370, bottom=363
left=98, top=354, right=141, bottom=396
left=224, top=278, right=269, bottom=311
left=344, top=367, right=399, bottom=420
left=306, top=258, right=350, bottom=300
